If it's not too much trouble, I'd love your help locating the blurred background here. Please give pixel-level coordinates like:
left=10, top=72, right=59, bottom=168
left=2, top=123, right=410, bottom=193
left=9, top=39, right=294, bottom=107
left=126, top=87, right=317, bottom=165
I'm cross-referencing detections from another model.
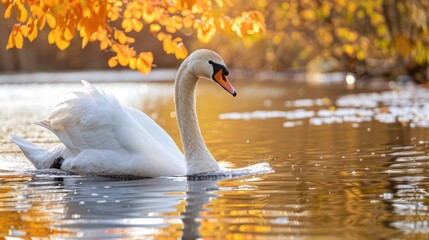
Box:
left=0, top=0, right=428, bottom=83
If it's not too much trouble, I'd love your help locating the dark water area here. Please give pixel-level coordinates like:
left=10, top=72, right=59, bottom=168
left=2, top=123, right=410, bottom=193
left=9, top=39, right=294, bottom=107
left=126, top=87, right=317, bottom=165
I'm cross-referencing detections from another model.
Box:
left=1, top=78, right=429, bottom=239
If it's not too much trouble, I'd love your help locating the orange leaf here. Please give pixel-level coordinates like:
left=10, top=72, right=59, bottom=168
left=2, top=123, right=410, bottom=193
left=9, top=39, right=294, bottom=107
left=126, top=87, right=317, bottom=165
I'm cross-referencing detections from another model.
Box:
left=108, top=11, right=120, bottom=21
left=4, top=3, right=13, bottom=19
left=45, top=13, right=56, bottom=28
left=48, top=29, right=56, bottom=44
left=132, top=18, right=143, bottom=32
left=197, top=22, right=216, bottom=43
left=6, top=31, right=16, bottom=49
left=108, top=57, right=118, bottom=68
left=100, top=40, right=109, bottom=50
left=175, top=42, right=188, bottom=59
left=137, top=52, right=153, bottom=74
left=82, top=37, right=89, bottom=48
left=17, top=6, right=28, bottom=23
left=37, top=15, right=46, bottom=29
left=20, top=25, right=29, bottom=37
left=143, top=5, right=157, bottom=23
left=157, top=32, right=167, bottom=41
left=150, top=24, right=161, bottom=34
left=117, top=52, right=130, bottom=66
left=63, top=27, right=74, bottom=41
left=112, top=43, right=120, bottom=53
left=119, top=32, right=127, bottom=44
left=127, top=36, right=135, bottom=44
left=172, top=16, right=183, bottom=29
left=129, top=57, right=137, bottom=70
left=183, top=15, right=193, bottom=28
left=55, top=36, right=70, bottom=50
left=28, top=21, right=38, bottom=42
left=14, top=31, right=24, bottom=49
left=122, top=19, right=133, bottom=32
left=166, top=25, right=176, bottom=33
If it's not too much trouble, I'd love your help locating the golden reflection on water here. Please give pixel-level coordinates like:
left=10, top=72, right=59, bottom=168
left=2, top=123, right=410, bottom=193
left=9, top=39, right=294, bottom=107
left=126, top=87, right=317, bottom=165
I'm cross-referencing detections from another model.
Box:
left=1, top=81, right=429, bottom=239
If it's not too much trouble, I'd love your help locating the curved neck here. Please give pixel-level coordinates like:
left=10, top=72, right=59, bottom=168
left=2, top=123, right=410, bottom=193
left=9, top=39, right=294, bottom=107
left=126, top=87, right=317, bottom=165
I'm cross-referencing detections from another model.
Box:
left=175, top=61, right=219, bottom=175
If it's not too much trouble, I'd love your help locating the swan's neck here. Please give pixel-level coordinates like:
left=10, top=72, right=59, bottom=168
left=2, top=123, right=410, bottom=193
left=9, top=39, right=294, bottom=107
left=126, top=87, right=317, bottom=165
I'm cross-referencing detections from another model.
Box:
left=175, top=62, right=219, bottom=175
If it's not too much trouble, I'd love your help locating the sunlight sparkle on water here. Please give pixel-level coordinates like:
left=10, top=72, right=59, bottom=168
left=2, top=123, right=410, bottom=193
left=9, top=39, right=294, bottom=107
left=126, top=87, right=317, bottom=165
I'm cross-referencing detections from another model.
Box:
left=220, top=85, right=429, bottom=128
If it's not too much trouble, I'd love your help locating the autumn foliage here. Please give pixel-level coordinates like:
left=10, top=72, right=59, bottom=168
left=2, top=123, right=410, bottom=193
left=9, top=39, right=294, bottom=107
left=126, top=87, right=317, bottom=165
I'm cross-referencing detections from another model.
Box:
left=2, top=0, right=265, bottom=73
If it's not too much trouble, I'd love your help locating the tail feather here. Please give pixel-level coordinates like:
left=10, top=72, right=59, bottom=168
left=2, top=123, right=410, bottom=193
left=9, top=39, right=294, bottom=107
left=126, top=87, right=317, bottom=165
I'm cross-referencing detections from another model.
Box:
left=10, top=134, right=52, bottom=169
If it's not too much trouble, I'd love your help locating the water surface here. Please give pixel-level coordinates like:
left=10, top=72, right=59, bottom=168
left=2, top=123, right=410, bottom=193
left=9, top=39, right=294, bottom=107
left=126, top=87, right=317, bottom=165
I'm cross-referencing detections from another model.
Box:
left=1, top=79, right=429, bottom=239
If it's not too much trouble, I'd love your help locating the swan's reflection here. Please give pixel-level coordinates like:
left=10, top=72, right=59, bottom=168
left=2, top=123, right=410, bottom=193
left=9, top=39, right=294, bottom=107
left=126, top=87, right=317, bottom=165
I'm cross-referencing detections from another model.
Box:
left=0, top=173, right=225, bottom=238
left=55, top=176, right=219, bottom=238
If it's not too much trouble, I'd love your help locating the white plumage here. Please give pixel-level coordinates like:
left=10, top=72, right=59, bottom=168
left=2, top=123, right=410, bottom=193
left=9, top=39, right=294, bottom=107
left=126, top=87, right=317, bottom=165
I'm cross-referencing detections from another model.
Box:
left=11, top=49, right=238, bottom=177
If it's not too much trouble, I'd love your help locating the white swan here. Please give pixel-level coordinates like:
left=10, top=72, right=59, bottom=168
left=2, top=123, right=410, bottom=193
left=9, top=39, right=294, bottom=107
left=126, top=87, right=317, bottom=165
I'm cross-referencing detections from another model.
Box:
left=10, top=49, right=241, bottom=177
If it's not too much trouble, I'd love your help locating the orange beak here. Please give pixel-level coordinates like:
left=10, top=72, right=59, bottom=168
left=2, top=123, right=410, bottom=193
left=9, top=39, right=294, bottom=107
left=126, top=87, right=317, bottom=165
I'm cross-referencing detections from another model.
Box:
left=213, top=69, right=237, bottom=97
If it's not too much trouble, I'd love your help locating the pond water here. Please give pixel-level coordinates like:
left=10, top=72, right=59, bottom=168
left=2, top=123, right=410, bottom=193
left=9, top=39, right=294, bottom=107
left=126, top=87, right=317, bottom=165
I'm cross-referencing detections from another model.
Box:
left=1, top=78, right=429, bottom=239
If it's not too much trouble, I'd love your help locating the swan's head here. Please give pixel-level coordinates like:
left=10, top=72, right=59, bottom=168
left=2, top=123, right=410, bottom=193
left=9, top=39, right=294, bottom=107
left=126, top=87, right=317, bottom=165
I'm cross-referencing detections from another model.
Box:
left=188, top=49, right=236, bottom=97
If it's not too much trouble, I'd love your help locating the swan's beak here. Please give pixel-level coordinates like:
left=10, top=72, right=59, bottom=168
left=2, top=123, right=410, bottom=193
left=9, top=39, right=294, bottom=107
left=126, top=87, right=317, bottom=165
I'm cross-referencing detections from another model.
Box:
left=213, top=70, right=237, bottom=97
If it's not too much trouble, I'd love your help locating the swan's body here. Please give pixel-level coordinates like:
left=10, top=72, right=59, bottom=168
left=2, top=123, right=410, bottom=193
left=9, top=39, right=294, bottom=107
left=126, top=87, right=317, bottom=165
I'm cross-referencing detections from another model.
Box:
left=11, top=49, right=238, bottom=177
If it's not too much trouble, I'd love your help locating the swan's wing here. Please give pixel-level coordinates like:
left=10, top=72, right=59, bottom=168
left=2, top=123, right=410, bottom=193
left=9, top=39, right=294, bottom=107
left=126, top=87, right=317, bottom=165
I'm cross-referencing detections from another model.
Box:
left=125, top=107, right=183, bottom=159
left=38, top=81, right=119, bottom=154
left=37, top=81, right=145, bottom=155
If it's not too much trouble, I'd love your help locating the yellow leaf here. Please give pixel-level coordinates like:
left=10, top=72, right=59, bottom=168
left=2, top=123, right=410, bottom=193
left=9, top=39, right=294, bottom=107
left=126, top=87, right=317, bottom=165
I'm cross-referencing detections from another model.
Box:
left=183, top=15, right=193, bottom=28
left=20, top=25, right=29, bottom=37
left=117, top=53, right=130, bottom=66
left=137, top=52, right=153, bottom=74
left=150, top=24, right=161, bottom=34
left=173, top=37, right=183, bottom=43
left=162, top=34, right=174, bottom=53
left=6, top=31, right=15, bottom=49
left=4, top=3, right=13, bottom=19
left=97, top=29, right=107, bottom=41
left=118, top=32, right=127, bottom=44
left=38, top=15, right=46, bottom=29
left=197, top=23, right=216, bottom=43
left=28, top=21, right=38, bottom=42
left=127, top=36, right=135, bottom=44
left=108, top=57, right=118, bottom=68
left=56, top=36, right=70, bottom=50
left=46, top=13, right=56, bottom=28
left=100, top=40, right=109, bottom=50
left=172, top=16, right=183, bottom=30
left=129, top=57, right=137, bottom=69
left=175, top=42, right=188, bottom=59
left=48, top=29, right=56, bottom=44
left=143, top=5, right=157, bottom=23
left=64, top=27, right=74, bottom=41
left=82, top=37, right=89, bottom=48
left=122, top=19, right=133, bottom=32
left=157, top=32, right=167, bottom=41
left=166, top=25, right=176, bottom=33
left=109, top=11, right=119, bottom=21
left=133, top=9, right=142, bottom=19
left=132, top=18, right=143, bottom=32
left=124, top=9, right=132, bottom=19
left=14, top=32, right=23, bottom=49
left=112, top=43, right=120, bottom=53
left=17, top=6, right=28, bottom=22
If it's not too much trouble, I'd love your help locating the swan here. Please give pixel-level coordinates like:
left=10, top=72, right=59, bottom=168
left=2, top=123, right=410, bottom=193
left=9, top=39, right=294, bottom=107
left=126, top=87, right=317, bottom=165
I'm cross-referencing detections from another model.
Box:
left=10, top=49, right=241, bottom=177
